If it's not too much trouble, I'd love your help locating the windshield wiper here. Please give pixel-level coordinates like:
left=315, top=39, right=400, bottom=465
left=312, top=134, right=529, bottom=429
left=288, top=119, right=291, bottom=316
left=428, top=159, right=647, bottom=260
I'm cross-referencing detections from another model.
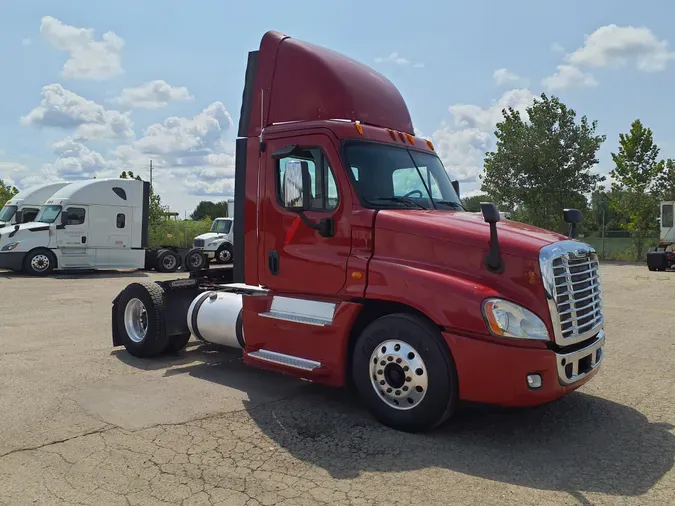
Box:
left=368, top=196, right=428, bottom=210
left=435, top=200, right=465, bottom=210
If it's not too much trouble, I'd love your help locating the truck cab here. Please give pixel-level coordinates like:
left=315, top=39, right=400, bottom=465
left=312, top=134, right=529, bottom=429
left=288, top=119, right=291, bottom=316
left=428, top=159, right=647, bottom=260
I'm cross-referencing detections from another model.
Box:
left=0, top=182, right=70, bottom=228
left=110, top=30, right=606, bottom=433
left=193, top=217, right=234, bottom=264
left=0, top=178, right=206, bottom=275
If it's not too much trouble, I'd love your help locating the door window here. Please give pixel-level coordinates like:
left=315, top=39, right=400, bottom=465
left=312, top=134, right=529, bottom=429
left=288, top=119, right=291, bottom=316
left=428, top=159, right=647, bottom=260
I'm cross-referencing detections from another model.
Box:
left=663, top=204, right=674, bottom=227
left=277, top=148, right=339, bottom=211
left=66, top=208, right=86, bottom=225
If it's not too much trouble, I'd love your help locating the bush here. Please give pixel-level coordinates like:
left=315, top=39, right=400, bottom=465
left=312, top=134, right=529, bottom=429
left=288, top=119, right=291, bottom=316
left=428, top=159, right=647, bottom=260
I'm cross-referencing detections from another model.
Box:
left=148, top=218, right=213, bottom=248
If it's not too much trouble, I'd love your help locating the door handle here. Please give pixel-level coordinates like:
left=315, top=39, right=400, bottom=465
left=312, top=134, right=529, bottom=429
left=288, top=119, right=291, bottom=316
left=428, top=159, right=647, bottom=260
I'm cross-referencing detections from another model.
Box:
left=268, top=250, right=279, bottom=276
left=81, top=236, right=86, bottom=244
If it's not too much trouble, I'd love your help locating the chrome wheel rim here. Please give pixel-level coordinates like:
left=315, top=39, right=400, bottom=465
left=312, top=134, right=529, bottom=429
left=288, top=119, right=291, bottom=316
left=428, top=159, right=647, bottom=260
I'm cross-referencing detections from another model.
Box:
left=162, top=254, right=177, bottom=270
left=219, top=249, right=231, bottom=262
left=369, top=340, right=428, bottom=410
left=31, top=254, right=50, bottom=272
left=124, top=298, right=148, bottom=343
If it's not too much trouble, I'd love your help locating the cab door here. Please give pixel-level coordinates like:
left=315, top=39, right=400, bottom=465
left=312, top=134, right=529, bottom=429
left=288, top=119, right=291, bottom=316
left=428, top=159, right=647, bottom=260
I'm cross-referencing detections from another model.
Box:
left=56, top=206, right=94, bottom=267
left=259, top=133, right=351, bottom=296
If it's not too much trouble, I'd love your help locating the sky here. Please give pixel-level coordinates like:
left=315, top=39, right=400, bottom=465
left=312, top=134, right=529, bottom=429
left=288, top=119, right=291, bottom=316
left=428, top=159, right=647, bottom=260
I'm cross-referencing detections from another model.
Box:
left=1, top=0, right=674, bottom=216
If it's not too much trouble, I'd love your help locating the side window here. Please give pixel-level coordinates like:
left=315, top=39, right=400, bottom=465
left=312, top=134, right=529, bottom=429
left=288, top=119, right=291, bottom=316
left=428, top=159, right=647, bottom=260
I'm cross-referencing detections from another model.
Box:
left=116, top=213, right=126, bottom=229
left=663, top=204, right=674, bottom=227
left=66, top=208, right=85, bottom=225
left=22, top=210, right=38, bottom=222
left=277, top=147, right=339, bottom=211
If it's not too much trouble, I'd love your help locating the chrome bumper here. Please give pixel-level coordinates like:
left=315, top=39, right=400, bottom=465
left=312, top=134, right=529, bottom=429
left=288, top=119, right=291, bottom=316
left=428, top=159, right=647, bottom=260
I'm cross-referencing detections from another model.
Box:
left=555, top=330, right=605, bottom=386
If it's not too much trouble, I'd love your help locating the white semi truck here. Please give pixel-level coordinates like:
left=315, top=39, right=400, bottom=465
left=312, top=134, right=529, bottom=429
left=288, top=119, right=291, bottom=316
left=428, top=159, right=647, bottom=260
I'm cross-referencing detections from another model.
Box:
left=192, top=198, right=235, bottom=264
left=0, top=177, right=207, bottom=275
left=647, top=201, right=675, bottom=271
left=0, top=182, right=70, bottom=228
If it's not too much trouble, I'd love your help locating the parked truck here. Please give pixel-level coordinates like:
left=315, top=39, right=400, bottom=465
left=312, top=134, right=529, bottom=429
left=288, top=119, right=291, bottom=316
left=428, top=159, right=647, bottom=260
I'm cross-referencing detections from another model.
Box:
left=193, top=216, right=234, bottom=264
left=0, top=182, right=70, bottom=228
left=647, top=200, right=675, bottom=271
left=0, top=177, right=206, bottom=275
left=110, top=31, right=606, bottom=432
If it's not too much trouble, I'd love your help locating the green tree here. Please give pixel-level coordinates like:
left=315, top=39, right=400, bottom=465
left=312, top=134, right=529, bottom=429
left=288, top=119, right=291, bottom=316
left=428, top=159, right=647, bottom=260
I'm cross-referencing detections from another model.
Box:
left=655, top=158, right=675, bottom=201
left=609, top=119, right=662, bottom=259
left=481, top=93, right=605, bottom=233
left=0, top=179, right=19, bottom=206
left=460, top=194, right=490, bottom=212
left=119, top=171, right=168, bottom=225
left=190, top=200, right=230, bottom=220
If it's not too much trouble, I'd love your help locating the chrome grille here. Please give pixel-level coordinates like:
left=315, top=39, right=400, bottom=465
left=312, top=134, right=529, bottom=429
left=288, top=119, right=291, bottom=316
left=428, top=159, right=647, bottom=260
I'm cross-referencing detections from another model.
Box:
left=540, top=241, right=604, bottom=346
left=194, top=239, right=205, bottom=248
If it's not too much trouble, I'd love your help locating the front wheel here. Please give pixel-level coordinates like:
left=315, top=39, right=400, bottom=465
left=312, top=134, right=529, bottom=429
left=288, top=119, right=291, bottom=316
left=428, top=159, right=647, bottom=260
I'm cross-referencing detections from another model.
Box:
left=351, top=313, right=458, bottom=432
left=184, top=248, right=207, bottom=271
left=215, top=243, right=233, bottom=264
left=24, top=249, right=56, bottom=276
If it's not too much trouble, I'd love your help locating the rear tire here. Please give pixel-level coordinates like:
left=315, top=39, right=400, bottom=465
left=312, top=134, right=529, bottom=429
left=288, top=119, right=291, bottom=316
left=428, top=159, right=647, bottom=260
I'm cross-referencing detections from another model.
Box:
left=24, top=248, right=56, bottom=276
left=115, top=281, right=169, bottom=357
left=164, top=333, right=191, bottom=354
left=156, top=249, right=180, bottom=273
left=351, top=313, right=458, bottom=432
left=185, top=248, right=207, bottom=271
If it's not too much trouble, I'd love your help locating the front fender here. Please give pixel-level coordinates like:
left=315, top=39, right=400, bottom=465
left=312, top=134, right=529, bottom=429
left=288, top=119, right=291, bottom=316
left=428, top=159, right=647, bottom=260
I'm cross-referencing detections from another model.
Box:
left=365, top=256, right=551, bottom=341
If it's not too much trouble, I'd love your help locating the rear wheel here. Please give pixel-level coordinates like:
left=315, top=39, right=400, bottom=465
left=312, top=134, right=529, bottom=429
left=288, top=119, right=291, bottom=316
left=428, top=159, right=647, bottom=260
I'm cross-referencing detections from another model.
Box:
left=351, top=313, right=458, bottom=432
left=185, top=248, right=207, bottom=271
left=115, top=281, right=169, bottom=357
left=156, top=249, right=180, bottom=273
left=24, top=248, right=56, bottom=276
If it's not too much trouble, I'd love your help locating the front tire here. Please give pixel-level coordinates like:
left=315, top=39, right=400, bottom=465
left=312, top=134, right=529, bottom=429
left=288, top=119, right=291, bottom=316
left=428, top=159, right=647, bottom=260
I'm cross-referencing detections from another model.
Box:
left=115, top=281, right=169, bottom=357
left=24, top=248, right=56, bottom=276
left=351, top=313, right=458, bottom=432
left=185, top=248, right=207, bottom=271
left=215, top=243, right=233, bottom=264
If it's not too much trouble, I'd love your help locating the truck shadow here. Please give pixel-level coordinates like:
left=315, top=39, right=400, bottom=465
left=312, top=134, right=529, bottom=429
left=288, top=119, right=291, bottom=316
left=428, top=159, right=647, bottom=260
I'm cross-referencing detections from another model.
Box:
left=113, top=342, right=675, bottom=499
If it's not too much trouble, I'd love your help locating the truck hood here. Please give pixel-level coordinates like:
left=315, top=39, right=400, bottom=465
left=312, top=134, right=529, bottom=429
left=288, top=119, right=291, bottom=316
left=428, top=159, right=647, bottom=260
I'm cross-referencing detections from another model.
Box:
left=0, top=221, right=50, bottom=241
left=375, top=210, right=568, bottom=259
left=195, top=232, right=226, bottom=242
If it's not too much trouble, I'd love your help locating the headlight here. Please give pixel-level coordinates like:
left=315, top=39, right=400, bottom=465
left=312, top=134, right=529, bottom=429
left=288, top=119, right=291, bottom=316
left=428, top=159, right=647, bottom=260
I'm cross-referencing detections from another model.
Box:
left=1, top=242, right=19, bottom=251
left=482, top=298, right=549, bottom=341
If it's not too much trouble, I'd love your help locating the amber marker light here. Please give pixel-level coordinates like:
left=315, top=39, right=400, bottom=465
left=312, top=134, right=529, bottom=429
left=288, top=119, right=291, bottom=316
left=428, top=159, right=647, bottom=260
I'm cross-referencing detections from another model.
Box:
left=406, top=133, right=415, bottom=144
left=426, top=139, right=435, bottom=151
left=388, top=129, right=396, bottom=141
left=355, top=122, right=364, bottom=135
left=351, top=271, right=363, bottom=280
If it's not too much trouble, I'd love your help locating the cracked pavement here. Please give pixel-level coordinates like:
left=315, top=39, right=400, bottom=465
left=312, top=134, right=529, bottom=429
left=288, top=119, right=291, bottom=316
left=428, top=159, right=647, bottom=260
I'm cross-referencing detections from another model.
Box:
left=0, top=265, right=673, bottom=505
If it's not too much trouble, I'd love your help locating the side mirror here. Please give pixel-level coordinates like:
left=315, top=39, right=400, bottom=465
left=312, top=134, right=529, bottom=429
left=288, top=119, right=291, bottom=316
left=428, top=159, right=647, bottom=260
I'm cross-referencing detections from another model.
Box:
left=283, top=160, right=311, bottom=211
left=451, top=180, right=460, bottom=199
left=60, top=211, right=68, bottom=226
left=14, top=210, right=23, bottom=223
left=563, top=208, right=583, bottom=238
left=480, top=202, right=501, bottom=224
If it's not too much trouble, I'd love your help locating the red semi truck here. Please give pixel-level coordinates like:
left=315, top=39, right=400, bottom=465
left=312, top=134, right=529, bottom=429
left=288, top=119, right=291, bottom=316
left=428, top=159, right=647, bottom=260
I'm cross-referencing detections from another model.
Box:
left=111, top=31, right=605, bottom=432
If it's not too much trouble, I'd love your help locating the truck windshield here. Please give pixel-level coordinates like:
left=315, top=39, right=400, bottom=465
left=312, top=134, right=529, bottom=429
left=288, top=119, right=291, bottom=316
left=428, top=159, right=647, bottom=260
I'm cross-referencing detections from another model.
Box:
left=211, top=219, right=232, bottom=234
left=0, top=205, right=17, bottom=222
left=36, top=205, right=62, bottom=223
left=345, top=142, right=463, bottom=211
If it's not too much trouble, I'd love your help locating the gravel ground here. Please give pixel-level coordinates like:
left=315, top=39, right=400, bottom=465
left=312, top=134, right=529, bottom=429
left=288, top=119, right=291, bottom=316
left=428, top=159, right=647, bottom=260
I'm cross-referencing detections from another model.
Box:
left=0, top=264, right=673, bottom=505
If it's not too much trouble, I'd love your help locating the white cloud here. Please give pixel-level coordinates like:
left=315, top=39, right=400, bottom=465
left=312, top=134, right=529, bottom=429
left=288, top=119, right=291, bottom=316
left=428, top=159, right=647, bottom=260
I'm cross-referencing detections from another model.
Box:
left=565, top=24, right=675, bottom=72
left=40, top=16, right=124, bottom=80
left=432, top=88, right=536, bottom=183
left=493, top=68, right=528, bottom=87
left=375, top=52, right=424, bottom=68
left=21, top=38, right=32, bottom=47
left=551, top=42, right=565, bottom=53
left=110, top=80, right=194, bottom=109
left=0, top=162, right=29, bottom=188
left=541, top=65, right=598, bottom=91
left=21, top=84, right=134, bottom=141
left=47, top=137, right=113, bottom=179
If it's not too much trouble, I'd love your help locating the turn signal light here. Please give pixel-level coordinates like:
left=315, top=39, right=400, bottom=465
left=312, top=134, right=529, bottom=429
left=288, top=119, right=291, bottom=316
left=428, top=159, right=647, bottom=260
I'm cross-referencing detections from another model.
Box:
left=355, top=122, right=364, bottom=135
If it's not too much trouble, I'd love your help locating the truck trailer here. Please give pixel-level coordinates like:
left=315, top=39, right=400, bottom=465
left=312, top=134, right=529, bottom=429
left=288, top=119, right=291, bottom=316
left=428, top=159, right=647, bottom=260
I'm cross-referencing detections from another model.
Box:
left=0, top=182, right=70, bottom=228
left=110, top=30, right=606, bottom=432
left=0, top=177, right=207, bottom=275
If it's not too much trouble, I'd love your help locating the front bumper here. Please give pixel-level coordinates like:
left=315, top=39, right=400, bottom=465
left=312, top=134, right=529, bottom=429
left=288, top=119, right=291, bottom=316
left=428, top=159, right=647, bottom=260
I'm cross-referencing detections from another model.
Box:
left=194, top=247, right=215, bottom=259
left=0, top=252, right=25, bottom=271
left=442, top=330, right=605, bottom=407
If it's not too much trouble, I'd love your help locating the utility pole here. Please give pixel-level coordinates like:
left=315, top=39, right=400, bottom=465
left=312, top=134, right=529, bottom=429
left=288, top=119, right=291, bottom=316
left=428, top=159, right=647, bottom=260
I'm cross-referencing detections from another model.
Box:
left=149, top=160, right=153, bottom=188
left=601, top=209, right=606, bottom=260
